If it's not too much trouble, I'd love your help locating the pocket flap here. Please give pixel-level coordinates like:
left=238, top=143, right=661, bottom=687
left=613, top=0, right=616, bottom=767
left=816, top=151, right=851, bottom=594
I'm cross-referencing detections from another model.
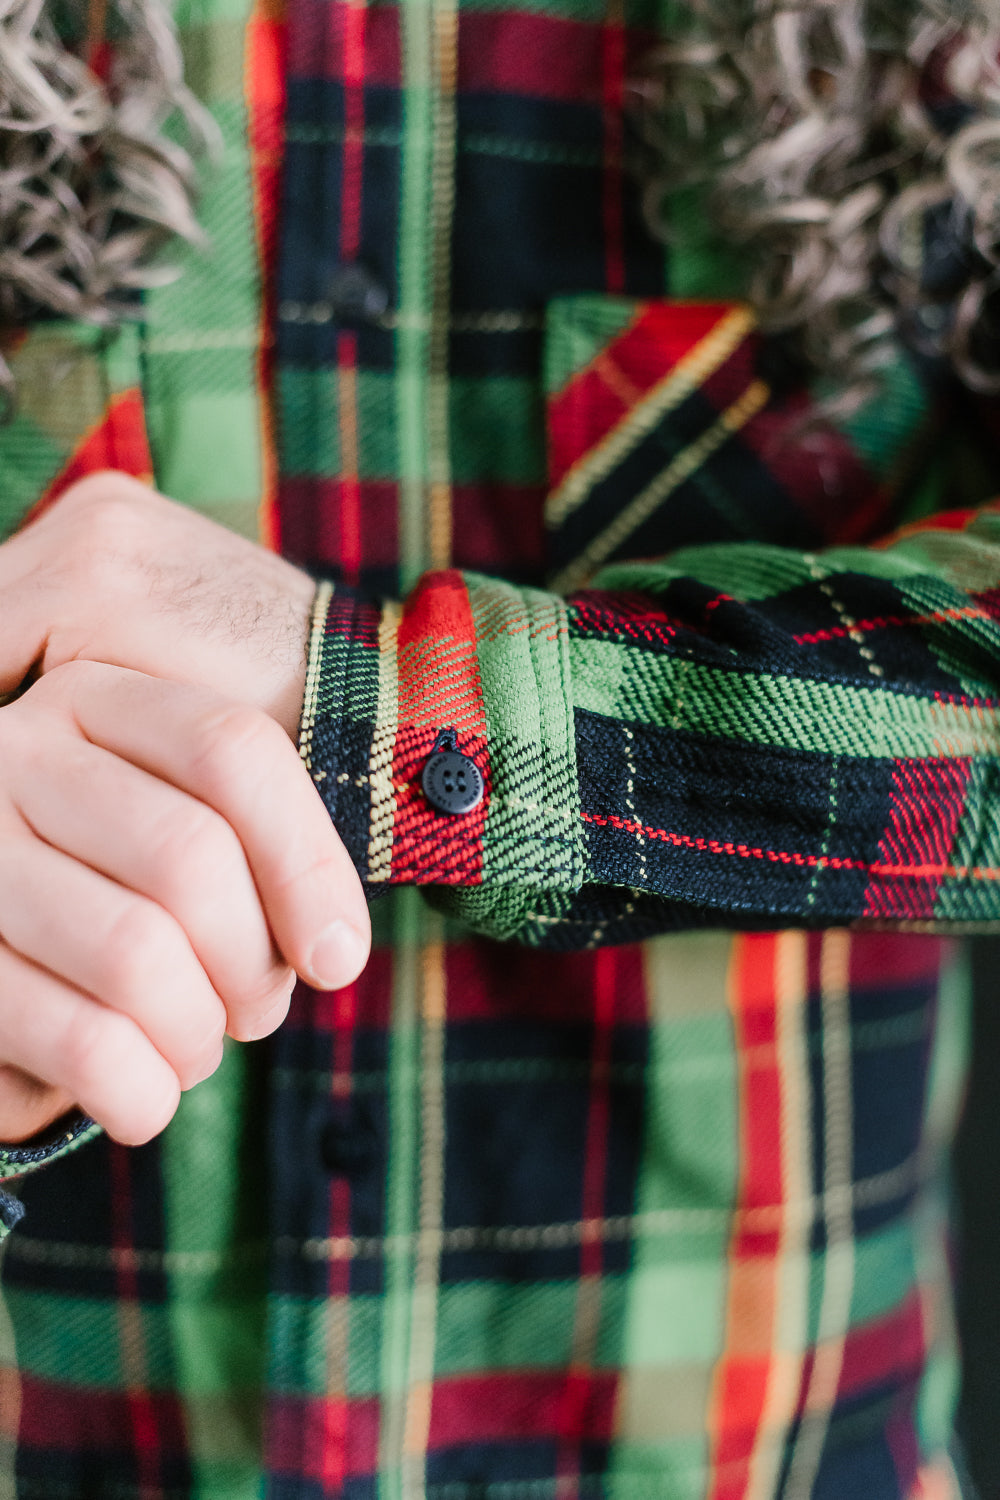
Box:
left=0, top=322, right=153, bottom=543
left=543, top=295, right=935, bottom=592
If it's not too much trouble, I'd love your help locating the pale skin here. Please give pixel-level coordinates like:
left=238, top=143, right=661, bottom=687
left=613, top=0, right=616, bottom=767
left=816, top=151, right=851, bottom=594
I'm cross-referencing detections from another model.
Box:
left=0, top=472, right=371, bottom=1146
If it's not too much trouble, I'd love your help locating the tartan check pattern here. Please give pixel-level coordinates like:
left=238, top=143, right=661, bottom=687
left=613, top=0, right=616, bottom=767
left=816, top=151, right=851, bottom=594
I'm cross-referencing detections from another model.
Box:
left=303, top=499, right=1000, bottom=942
left=302, top=282, right=1000, bottom=939
left=0, top=0, right=994, bottom=1496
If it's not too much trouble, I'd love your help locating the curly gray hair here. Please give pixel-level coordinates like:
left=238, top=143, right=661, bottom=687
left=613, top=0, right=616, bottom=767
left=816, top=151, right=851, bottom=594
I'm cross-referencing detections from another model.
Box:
left=0, top=0, right=214, bottom=403
left=3, top=1, right=999, bottom=411
left=636, top=0, right=1000, bottom=406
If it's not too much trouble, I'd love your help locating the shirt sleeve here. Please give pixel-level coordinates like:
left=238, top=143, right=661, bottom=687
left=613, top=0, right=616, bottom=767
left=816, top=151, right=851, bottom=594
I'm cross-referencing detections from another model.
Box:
left=298, top=503, right=1000, bottom=945
left=0, top=1115, right=100, bottom=1237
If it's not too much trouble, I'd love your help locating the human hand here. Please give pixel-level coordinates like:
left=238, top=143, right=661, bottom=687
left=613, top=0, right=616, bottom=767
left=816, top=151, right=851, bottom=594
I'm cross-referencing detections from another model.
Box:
left=0, top=472, right=318, bottom=737
left=0, top=661, right=370, bottom=1145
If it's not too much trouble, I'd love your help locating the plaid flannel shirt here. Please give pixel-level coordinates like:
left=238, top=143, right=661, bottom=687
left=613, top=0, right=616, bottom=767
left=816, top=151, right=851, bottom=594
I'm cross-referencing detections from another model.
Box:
left=0, top=0, right=997, bottom=1495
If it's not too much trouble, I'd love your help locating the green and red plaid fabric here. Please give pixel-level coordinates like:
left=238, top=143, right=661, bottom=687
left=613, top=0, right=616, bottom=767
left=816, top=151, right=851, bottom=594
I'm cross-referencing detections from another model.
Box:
left=302, top=489, right=1000, bottom=940
left=0, top=0, right=997, bottom=1495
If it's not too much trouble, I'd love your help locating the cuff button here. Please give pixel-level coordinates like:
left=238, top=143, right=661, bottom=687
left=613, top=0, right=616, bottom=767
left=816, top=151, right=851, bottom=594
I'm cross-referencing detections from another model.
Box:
left=422, top=729, right=484, bottom=815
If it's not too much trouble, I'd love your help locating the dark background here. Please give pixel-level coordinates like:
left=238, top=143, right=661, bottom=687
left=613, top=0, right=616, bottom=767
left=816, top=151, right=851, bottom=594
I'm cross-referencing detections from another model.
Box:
left=955, top=940, right=1000, bottom=1497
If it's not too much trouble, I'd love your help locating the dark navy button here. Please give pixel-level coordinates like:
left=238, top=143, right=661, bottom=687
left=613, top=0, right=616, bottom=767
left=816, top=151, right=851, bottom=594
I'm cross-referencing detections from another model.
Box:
left=320, top=1098, right=376, bottom=1177
left=422, top=729, right=484, bottom=816
left=327, top=263, right=388, bottom=322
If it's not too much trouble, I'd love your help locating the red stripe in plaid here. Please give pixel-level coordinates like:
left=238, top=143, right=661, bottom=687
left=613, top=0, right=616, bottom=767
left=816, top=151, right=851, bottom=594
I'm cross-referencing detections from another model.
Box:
left=318, top=1389, right=349, bottom=1496
left=547, top=303, right=735, bottom=492
left=847, top=931, right=948, bottom=988
left=247, top=0, right=287, bottom=552
left=794, top=607, right=995, bottom=643
left=838, top=1292, right=925, bottom=1403
left=699, top=361, right=884, bottom=550
left=327, top=980, right=357, bottom=1490
left=708, top=933, right=793, bottom=1500
left=110, top=1145, right=165, bottom=1491
left=28, top=389, right=152, bottom=523
left=281, top=479, right=401, bottom=574
left=972, top=585, right=1000, bottom=621
left=846, top=1298, right=928, bottom=1495
left=269, top=1394, right=380, bottom=1481
left=581, top=811, right=1000, bottom=887
left=339, top=944, right=394, bottom=1030
left=458, top=13, right=606, bottom=101
left=391, top=572, right=490, bottom=883
left=446, top=942, right=649, bottom=1024
left=571, top=591, right=687, bottom=647
left=288, top=0, right=400, bottom=86
left=339, top=0, right=367, bottom=220
left=427, top=1371, right=618, bottom=1446
left=874, top=506, right=993, bottom=547
left=282, top=481, right=549, bottom=579
left=330, top=0, right=367, bottom=587
left=862, top=759, right=973, bottom=921
left=17, top=1377, right=188, bottom=1456
left=580, top=813, right=870, bottom=872
left=451, top=483, right=548, bottom=576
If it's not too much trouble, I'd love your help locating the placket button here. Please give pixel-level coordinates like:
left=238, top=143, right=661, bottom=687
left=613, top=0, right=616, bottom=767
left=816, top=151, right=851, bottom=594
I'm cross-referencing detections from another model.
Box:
left=422, top=729, right=484, bottom=816
left=320, top=1098, right=376, bottom=1176
left=327, top=262, right=389, bottom=322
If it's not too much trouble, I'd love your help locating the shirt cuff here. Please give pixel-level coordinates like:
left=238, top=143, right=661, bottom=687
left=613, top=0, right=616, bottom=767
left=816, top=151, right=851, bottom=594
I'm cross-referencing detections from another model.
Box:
left=0, top=1114, right=101, bottom=1234
left=298, top=573, right=586, bottom=917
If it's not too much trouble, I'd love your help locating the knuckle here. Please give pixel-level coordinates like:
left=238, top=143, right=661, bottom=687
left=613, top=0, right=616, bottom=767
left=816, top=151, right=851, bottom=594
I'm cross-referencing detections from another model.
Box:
left=52, top=480, right=145, bottom=590
left=97, top=903, right=225, bottom=1093
left=155, top=801, right=240, bottom=889
left=58, top=471, right=143, bottom=518
left=58, top=1003, right=118, bottom=1096
left=101, top=901, right=180, bottom=1000
left=68, top=487, right=132, bottom=541
left=62, top=1006, right=178, bottom=1145
left=273, top=845, right=350, bottom=903
left=190, top=703, right=284, bottom=796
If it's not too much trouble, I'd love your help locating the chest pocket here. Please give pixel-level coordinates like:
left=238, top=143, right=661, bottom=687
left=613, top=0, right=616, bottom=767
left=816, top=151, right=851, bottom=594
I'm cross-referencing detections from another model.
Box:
left=542, top=295, right=940, bottom=593
left=0, top=322, right=153, bottom=545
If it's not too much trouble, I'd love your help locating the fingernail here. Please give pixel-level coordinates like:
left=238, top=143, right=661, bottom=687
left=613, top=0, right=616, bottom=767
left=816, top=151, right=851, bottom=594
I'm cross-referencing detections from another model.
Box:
left=246, top=990, right=293, bottom=1043
left=191, top=1041, right=226, bottom=1087
left=307, top=919, right=368, bottom=990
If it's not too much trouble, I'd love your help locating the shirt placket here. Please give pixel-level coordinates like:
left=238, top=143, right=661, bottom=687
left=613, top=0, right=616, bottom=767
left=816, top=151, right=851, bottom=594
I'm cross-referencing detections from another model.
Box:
left=270, top=0, right=454, bottom=1493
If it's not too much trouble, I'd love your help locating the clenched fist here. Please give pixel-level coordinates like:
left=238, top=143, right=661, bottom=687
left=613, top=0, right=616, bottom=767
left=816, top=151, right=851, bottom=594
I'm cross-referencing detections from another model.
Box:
left=0, top=663, right=369, bottom=1143
left=0, top=476, right=372, bottom=1144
